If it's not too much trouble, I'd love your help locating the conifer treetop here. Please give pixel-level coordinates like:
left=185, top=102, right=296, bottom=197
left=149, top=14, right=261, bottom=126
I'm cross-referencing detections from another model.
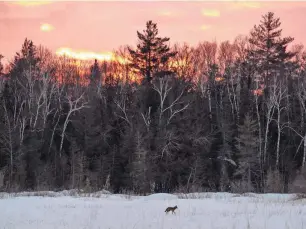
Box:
left=128, top=20, right=177, bottom=83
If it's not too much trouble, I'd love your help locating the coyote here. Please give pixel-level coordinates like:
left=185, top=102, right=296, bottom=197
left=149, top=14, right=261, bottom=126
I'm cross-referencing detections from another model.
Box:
left=165, top=205, right=178, bottom=214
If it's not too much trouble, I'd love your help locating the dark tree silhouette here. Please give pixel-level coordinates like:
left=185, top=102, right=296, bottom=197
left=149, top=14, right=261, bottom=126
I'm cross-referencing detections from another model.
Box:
left=0, top=12, right=305, bottom=194
left=90, top=59, right=101, bottom=84
left=248, top=12, right=295, bottom=85
left=128, top=20, right=177, bottom=83
left=10, top=38, right=40, bottom=72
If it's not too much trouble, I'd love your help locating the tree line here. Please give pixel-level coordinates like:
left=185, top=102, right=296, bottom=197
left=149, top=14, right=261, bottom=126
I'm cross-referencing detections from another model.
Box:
left=0, top=12, right=306, bottom=194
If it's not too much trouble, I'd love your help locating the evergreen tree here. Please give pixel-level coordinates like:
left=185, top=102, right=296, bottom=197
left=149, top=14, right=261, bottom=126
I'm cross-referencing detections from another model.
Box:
left=90, top=59, right=101, bottom=84
left=8, top=38, right=41, bottom=83
left=128, top=20, right=177, bottom=83
left=11, top=38, right=40, bottom=70
left=248, top=12, right=295, bottom=85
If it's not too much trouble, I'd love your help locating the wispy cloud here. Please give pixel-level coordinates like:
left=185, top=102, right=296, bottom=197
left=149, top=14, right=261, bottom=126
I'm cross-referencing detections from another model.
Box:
left=201, top=9, right=220, bottom=17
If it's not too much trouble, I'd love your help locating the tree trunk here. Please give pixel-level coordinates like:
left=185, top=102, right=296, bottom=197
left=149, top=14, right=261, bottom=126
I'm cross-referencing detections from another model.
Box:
left=303, top=134, right=306, bottom=168
left=276, top=110, right=281, bottom=168
left=59, top=112, right=71, bottom=156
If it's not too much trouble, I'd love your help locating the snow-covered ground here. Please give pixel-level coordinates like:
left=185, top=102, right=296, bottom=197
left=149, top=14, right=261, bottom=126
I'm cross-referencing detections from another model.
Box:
left=1, top=191, right=306, bottom=229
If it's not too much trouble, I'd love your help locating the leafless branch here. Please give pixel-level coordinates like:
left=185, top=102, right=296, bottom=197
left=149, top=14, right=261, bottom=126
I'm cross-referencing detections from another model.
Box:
left=153, top=76, right=189, bottom=126
left=141, top=106, right=151, bottom=131
left=159, top=131, right=181, bottom=159
left=59, top=92, right=89, bottom=155
left=114, top=85, right=132, bottom=126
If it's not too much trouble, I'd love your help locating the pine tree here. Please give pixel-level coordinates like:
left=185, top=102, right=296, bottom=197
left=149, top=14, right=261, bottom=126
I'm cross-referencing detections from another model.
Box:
left=248, top=12, right=294, bottom=85
left=9, top=38, right=40, bottom=81
left=11, top=38, right=40, bottom=69
left=128, top=20, right=177, bottom=83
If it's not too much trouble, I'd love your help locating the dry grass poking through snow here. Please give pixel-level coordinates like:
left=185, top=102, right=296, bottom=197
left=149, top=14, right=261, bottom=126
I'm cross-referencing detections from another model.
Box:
left=1, top=190, right=306, bottom=229
left=0, top=189, right=135, bottom=200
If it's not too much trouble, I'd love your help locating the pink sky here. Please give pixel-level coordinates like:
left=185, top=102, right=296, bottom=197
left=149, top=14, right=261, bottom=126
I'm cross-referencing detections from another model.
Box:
left=1, top=1, right=306, bottom=62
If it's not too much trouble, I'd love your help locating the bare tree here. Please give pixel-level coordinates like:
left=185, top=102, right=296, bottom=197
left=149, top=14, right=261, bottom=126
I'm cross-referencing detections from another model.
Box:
left=48, top=85, right=64, bottom=155
left=152, top=75, right=189, bottom=126
left=59, top=92, right=88, bottom=155
left=195, top=41, right=218, bottom=73
left=36, top=45, right=58, bottom=74
left=170, top=43, right=196, bottom=80
left=233, top=35, right=249, bottom=62
left=158, top=130, right=181, bottom=159
left=270, top=77, right=287, bottom=168
left=113, top=45, right=133, bottom=83
left=40, top=76, right=58, bottom=129
left=194, top=41, right=219, bottom=125
left=141, top=106, right=151, bottom=131
left=197, top=73, right=214, bottom=124
left=218, top=41, right=241, bottom=124
left=263, top=87, right=275, bottom=165
left=114, top=84, right=132, bottom=126
left=27, top=72, right=58, bottom=132
left=296, top=77, right=306, bottom=168
left=218, top=40, right=237, bottom=74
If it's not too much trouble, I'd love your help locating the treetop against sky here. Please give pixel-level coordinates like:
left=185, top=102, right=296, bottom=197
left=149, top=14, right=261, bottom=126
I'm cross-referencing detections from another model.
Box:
left=1, top=1, right=305, bottom=62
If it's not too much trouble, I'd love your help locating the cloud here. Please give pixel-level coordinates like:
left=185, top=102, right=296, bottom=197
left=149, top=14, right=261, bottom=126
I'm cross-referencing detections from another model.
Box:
left=11, top=1, right=53, bottom=7
left=40, top=23, right=54, bottom=32
left=200, top=24, right=212, bottom=31
left=201, top=9, right=220, bottom=17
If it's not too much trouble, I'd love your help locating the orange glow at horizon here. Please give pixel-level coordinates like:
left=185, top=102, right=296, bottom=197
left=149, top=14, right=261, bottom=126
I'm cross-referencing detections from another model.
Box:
left=56, top=48, right=113, bottom=61
left=55, top=47, right=130, bottom=68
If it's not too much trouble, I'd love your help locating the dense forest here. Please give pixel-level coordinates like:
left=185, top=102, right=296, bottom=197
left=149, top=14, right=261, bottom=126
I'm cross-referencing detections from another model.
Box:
left=1, top=11, right=306, bottom=194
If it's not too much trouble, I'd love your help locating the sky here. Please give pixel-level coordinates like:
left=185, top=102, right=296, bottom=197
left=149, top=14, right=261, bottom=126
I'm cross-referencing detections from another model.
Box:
left=1, top=1, right=306, bottom=62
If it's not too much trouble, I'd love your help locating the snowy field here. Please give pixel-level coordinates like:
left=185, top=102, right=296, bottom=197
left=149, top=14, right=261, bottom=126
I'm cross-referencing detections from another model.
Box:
left=1, top=191, right=306, bottom=229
